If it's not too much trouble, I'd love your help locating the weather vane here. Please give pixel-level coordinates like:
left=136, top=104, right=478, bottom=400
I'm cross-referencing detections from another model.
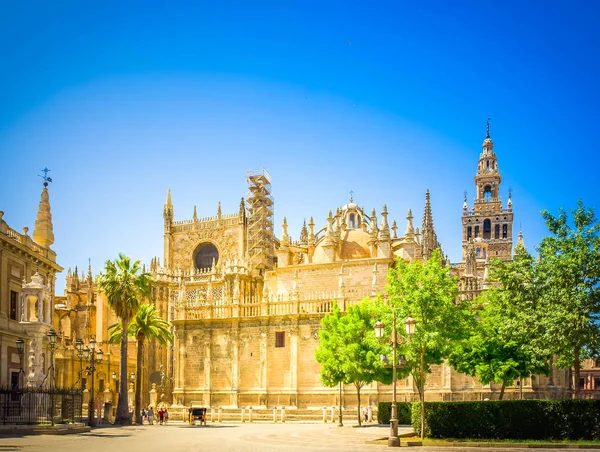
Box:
left=486, top=118, right=491, bottom=138
left=463, top=190, right=467, bottom=201
left=349, top=190, right=354, bottom=202
left=508, top=187, right=513, bottom=198
left=38, top=167, right=53, bottom=187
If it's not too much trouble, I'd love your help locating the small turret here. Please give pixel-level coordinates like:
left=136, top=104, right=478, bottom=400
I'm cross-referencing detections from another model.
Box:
left=281, top=217, right=290, bottom=247
left=380, top=205, right=390, bottom=240
left=405, top=209, right=415, bottom=241
left=164, top=189, right=173, bottom=220
left=193, top=205, right=198, bottom=222
left=239, top=198, right=246, bottom=221
left=308, top=217, right=315, bottom=244
left=217, top=202, right=222, bottom=219
left=516, top=229, right=526, bottom=251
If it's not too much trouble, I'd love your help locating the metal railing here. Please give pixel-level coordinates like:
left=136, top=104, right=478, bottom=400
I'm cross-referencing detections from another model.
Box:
left=0, top=387, right=83, bottom=425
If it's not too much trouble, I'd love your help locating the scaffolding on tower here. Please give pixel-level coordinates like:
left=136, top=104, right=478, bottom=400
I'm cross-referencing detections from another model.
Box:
left=246, top=169, right=275, bottom=274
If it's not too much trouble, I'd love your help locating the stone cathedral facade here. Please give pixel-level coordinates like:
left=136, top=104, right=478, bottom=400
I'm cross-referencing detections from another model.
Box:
left=145, top=128, right=570, bottom=410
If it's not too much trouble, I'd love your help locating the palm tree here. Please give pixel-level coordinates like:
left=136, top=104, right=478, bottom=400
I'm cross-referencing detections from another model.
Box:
left=108, top=303, right=172, bottom=425
left=97, top=253, right=152, bottom=425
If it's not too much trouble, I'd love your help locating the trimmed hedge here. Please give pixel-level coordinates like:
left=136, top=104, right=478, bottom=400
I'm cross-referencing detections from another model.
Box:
left=377, top=402, right=413, bottom=425
left=411, top=400, right=600, bottom=440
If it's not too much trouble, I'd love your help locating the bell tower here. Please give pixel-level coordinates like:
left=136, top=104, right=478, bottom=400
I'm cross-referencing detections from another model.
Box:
left=462, top=120, right=514, bottom=263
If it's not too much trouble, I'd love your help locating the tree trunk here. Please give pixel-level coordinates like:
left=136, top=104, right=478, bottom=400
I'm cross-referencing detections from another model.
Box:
left=115, top=317, right=131, bottom=425
left=356, top=383, right=361, bottom=426
left=499, top=381, right=506, bottom=400
left=573, top=348, right=581, bottom=399
left=135, top=337, right=144, bottom=424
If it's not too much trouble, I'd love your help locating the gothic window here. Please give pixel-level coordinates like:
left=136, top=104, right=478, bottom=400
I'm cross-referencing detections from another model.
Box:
left=275, top=332, right=285, bottom=348
left=474, top=226, right=480, bottom=238
left=483, top=219, right=491, bottom=239
left=349, top=213, right=355, bottom=228
left=476, top=248, right=480, bottom=257
left=495, top=224, right=500, bottom=239
left=502, top=224, right=508, bottom=239
left=357, top=216, right=361, bottom=228
left=193, top=242, right=219, bottom=270
left=467, top=226, right=472, bottom=239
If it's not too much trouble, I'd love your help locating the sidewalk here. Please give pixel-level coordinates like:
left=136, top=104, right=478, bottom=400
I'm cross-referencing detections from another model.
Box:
left=0, top=423, right=90, bottom=436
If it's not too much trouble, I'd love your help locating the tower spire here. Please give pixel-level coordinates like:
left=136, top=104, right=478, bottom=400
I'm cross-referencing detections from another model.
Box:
left=486, top=117, right=491, bottom=139
left=33, top=170, right=54, bottom=248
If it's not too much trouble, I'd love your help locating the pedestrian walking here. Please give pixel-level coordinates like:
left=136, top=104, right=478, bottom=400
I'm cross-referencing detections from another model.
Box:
left=148, top=407, right=154, bottom=425
left=159, top=408, right=165, bottom=425
left=363, top=407, right=369, bottom=423
left=141, top=408, right=147, bottom=424
left=164, top=408, right=169, bottom=425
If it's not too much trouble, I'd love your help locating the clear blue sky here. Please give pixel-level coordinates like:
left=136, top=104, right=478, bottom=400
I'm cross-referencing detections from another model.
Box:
left=1, top=1, right=598, bottom=294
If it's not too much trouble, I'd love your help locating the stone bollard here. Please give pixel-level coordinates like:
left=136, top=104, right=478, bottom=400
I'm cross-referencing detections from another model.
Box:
left=249, top=407, right=253, bottom=423
left=330, top=407, right=335, bottom=423
left=218, top=406, right=222, bottom=423
left=241, top=407, right=245, bottom=422
left=273, top=407, right=277, bottom=423
left=322, top=407, right=327, bottom=423
left=281, top=406, right=286, bottom=423
left=210, top=407, right=215, bottom=422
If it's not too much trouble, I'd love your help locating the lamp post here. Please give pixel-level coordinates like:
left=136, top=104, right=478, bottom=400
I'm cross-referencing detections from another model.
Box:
left=112, top=371, right=117, bottom=392
left=76, top=339, right=85, bottom=390
left=16, top=338, right=24, bottom=388
left=375, top=310, right=416, bottom=448
left=375, top=308, right=399, bottom=447
left=76, top=338, right=103, bottom=427
left=47, top=328, right=57, bottom=426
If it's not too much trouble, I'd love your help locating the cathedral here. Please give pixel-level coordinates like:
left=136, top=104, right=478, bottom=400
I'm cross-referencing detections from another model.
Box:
left=146, top=124, right=570, bottom=410
left=2, top=124, right=588, bottom=421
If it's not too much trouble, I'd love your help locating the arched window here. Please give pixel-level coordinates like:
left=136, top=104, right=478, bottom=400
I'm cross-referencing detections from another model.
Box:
left=483, top=185, right=492, bottom=199
left=194, top=242, right=219, bottom=270
left=483, top=219, right=491, bottom=239
left=494, top=224, right=500, bottom=239
left=502, top=224, right=508, bottom=239
left=474, top=226, right=480, bottom=238
left=349, top=213, right=355, bottom=228
left=476, top=248, right=480, bottom=257
left=467, top=226, right=472, bottom=239
left=357, top=215, right=361, bottom=228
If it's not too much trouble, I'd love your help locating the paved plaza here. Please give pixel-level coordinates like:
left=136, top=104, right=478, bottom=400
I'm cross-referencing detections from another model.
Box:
left=0, top=423, right=599, bottom=452
left=0, top=422, right=400, bottom=452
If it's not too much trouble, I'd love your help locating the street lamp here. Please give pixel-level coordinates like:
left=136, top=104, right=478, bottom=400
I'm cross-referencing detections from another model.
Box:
left=77, top=338, right=103, bottom=427
left=375, top=305, right=416, bottom=448
left=375, top=306, right=400, bottom=447
left=112, top=371, right=117, bottom=392
left=15, top=339, right=24, bottom=388
left=47, top=328, right=57, bottom=426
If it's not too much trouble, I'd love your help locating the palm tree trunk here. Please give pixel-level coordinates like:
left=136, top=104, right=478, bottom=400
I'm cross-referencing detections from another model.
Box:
left=135, top=337, right=144, bottom=424
left=115, top=317, right=131, bottom=425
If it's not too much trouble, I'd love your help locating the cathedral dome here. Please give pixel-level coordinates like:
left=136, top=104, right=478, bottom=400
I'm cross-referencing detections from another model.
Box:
left=312, top=227, right=371, bottom=263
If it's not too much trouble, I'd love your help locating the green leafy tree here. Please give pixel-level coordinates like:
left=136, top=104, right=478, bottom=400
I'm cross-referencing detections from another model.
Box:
left=315, top=299, right=391, bottom=426
left=387, top=249, right=473, bottom=438
left=537, top=201, right=600, bottom=397
left=315, top=304, right=346, bottom=424
left=451, top=244, right=550, bottom=400
left=108, top=303, right=173, bottom=424
left=97, top=253, right=153, bottom=425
